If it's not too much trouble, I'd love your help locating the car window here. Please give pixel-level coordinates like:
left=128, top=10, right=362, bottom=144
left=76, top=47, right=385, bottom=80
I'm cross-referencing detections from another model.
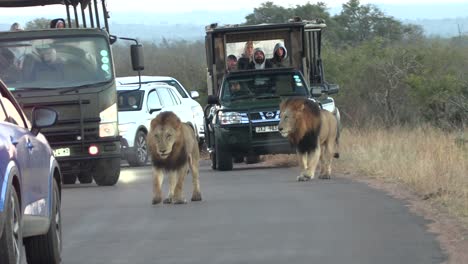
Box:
left=147, top=90, right=162, bottom=110
left=0, top=94, right=27, bottom=128
left=168, top=89, right=181, bottom=105
left=117, top=90, right=144, bottom=111
left=157, top=88, right=175, bottom=107
left=159, top=80, right=188, bottom=98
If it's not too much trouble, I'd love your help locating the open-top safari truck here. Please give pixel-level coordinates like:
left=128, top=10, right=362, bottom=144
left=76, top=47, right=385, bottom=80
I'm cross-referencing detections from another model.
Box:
left=204, top=17, right=340, bottom=171
left=0, top=0, right=144, bottom=185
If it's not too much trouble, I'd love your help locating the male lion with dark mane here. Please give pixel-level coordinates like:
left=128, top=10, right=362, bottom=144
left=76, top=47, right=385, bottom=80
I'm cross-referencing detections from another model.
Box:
left=278, top=98, right=339, bottom=181
left=147, top=111, right=202, bottom=204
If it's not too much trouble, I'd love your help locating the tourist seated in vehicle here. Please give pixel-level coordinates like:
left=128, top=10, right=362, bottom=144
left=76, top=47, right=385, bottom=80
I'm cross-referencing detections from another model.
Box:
left=29, top=45, right=65, bottom=81
left=228, top=81, right=251, bottom=97
left=50, top=18, right=66, bottom=28
left=0, top=48, right=20, bottom=82
left=226, top=54, right=238, bottom=72
left=251, top=48, right=272, bottom=69
left=268, top=42, right=289, bottom=68
left=237, top=41, right=254, bottom=70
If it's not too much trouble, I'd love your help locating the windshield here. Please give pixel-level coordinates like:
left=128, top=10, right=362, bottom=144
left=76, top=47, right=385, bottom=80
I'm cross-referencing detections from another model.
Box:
left=0, top=36, right=113, bottom=90
left=221, top=72, right=308, bottom=102
left=117, top=90, right=145, bottom=111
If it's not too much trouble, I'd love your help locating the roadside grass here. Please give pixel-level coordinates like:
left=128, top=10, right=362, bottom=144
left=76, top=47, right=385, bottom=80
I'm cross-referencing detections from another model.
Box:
left=266, top=126, right=468, bottom=225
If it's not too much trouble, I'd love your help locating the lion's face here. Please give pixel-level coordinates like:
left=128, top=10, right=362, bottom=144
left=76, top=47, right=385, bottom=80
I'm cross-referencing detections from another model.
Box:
left=151, top=125, right=178, bottom=159
left=278, top=108, right=297, bottom=138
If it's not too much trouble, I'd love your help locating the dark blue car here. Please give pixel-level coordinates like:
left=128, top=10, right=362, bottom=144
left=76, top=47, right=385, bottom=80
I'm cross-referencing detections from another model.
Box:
left=0, top=80, right=62, bottom=264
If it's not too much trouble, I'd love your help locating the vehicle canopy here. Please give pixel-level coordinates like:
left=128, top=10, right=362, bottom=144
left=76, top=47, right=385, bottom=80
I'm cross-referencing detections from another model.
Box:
left=0, top=0, right=110, bottom=32
left=205, top=18, right=327, bottom=96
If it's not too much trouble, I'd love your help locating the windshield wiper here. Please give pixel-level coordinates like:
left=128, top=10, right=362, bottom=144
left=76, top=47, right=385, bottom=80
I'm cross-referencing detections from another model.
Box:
left=59, top=81, right=111, bottom=95
left=14, top=87, right=57, bottom=91
left=255, top=95, right=280, bottom=99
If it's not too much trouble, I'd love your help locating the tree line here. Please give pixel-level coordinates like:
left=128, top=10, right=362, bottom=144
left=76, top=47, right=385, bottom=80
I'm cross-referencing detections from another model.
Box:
left=25, top=0, right=468, bottom=128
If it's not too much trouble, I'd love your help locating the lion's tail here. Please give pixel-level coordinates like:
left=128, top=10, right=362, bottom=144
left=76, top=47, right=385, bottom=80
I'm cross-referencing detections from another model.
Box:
left=333, top=108, right=341, bottom=159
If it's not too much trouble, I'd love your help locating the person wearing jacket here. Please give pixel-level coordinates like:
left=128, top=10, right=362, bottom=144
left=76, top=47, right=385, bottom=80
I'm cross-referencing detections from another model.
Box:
left=251, top=48, right=272, bottom=69
left=237, top=41, right=254, bottom=70
left=268, top=42, right=288, bottom=68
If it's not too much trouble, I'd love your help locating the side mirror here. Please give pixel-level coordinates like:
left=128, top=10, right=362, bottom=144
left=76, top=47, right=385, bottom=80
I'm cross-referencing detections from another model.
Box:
left=130, top=44, right=144, bottom=71
left=310, top=86, right=323, bottom=97
left=148, top=101, right=163, bottom=114
left=327, top=84, right=340, bottom=95
left=207, top=95, right=219, bottom=105
left=190, top=91, right=200, bottom=99
left=31, top=107, right=58, bottom=136
left=109, top=35, right=117, bottom=45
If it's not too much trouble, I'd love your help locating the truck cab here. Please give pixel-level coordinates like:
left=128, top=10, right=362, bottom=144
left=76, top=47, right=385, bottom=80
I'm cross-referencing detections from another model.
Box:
left=0, top=0, right=142, bottom=185
left=204, top=18, right=340, bottom=171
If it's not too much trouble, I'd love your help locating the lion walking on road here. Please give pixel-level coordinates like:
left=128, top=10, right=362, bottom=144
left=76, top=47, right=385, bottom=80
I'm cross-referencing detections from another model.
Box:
left=147, top=111, right=202, bottom=204
left=278, top=98, right=339, bottom=181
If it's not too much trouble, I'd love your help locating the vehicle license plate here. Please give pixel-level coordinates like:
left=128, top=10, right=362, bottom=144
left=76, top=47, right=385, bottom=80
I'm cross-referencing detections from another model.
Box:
left=53, top=148, right=70, bottom=157
left=255, top=125, right=278, bottom=133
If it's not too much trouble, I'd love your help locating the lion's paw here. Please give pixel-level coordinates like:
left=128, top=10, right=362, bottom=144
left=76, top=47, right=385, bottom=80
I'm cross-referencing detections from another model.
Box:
left=191, top=192, right=202, bottom=202
left=297, top=175, right=311, bottom=182
left=163, top=197, right=173, bottom=204
left=152, top=197, right=162, bottom=205
left=319, top=174, right=331, bottom=180
left=173, top=198, right=187, bottom=205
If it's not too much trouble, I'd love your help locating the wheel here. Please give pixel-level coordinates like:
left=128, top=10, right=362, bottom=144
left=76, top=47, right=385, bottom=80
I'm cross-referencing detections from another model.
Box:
left=77, top=172, right=93, bottom=184
left=127, top=130, right=148, bottom=167
left=24, top=180, right=62, bottom=264
left=233, top=156, right=244, bottom=163
left=245, top=155, right=260, bottom=164
left=210, top=150, right=217, bottom=170
left=62, top=173, right=76, bottom=184
left=93, top=158, right=121, bottom=186
left=0, top=187, right=23, bottom=264
left=216, top=143, right=233, bottom=171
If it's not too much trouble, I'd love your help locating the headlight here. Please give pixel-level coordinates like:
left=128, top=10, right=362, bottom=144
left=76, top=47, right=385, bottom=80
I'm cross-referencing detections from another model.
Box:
left=191, top=105, right=203, bottom=119
left=218, top=111, right=243, bottom=125
left=118, top=122, right=135, bottom=136
left=100, top=103, right=118, bottom=137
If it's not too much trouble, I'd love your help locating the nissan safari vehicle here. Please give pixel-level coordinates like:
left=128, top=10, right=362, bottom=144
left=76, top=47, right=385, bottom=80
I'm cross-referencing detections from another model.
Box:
left=204, top=18, right=340, bottom=171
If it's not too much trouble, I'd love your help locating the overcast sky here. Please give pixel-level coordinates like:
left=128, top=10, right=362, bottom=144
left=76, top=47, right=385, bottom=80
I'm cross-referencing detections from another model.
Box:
left=4, top=0, right=467, bottom=15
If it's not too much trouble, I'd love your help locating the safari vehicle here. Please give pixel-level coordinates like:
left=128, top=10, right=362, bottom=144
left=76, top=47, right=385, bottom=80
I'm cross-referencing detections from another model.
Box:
left=204, top=18, right=340, bottom=171
left=0, top=0, right=144, bottom=185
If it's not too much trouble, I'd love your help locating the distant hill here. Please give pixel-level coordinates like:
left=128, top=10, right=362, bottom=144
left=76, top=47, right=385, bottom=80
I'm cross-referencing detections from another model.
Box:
left=109, top=23, right=205, bottom=42
left=404, top=17, right=468, bottom=38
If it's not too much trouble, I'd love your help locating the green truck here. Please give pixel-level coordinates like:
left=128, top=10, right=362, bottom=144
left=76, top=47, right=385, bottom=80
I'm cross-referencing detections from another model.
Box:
left=204, top=18, right=340, bottom=171
left=0, top=0, right=143, bottom=185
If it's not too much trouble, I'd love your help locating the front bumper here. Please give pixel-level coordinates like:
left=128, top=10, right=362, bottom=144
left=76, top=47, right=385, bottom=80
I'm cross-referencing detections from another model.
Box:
left=50, top=137, right=121, bottom=174
left=214, top=123, right=293, bottom=155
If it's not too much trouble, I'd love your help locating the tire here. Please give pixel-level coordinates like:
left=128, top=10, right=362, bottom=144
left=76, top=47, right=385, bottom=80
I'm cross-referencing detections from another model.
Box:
left=24, top=180, right=62, bottom=264
left=127, top=130, right=148, bottom=167
left=210, top=150, right=217, bottom=170
left=77, top=172, right=93, bottom=184
left=93, top=158, right=121, bottom=186
left=216, top=144, right=233, bottom=171
left=62, top=174, right=76, bottom=184
left=245, top=155, right=260, bottom=164
left=0, top=187, right=23, bottom=264
left=233, top=156, right=244, bottom=163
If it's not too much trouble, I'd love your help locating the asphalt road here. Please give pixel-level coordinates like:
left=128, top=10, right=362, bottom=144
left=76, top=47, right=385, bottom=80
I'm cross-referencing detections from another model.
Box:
left=60, top=160, right=445, bottom=264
